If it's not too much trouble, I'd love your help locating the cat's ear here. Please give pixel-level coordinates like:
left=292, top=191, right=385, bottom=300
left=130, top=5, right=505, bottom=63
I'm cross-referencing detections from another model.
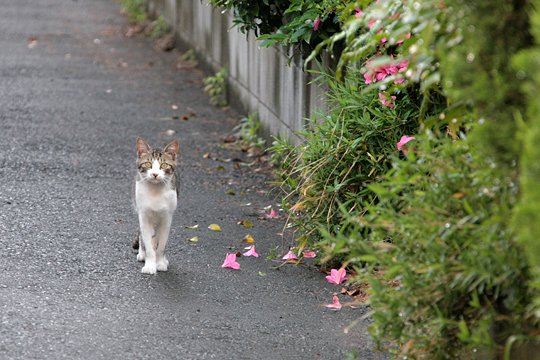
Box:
left=136, top=137, right=151, bottom=158
left=163, top=139, right=179, bottom=160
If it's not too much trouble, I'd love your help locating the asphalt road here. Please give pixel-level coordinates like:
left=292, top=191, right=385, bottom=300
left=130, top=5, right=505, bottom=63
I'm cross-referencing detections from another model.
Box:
left=0, top=1, right=385, bottom=359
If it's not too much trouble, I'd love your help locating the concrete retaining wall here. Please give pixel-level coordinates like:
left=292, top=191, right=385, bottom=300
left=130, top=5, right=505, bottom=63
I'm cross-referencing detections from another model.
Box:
left=145, top=0, right=327, bottom=143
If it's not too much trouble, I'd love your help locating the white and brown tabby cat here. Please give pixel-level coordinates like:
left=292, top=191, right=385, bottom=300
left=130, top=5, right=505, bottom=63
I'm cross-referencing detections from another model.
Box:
left=134, top=137, right=179, bottom=274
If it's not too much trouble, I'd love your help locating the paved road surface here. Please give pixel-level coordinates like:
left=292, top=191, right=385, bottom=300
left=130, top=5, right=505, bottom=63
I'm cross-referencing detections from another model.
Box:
left=0, top=1, right=385, bottom=359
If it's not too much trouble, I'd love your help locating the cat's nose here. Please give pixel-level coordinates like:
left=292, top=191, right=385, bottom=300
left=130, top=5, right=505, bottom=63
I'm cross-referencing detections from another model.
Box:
left=151, top=173, right=158, bottom=178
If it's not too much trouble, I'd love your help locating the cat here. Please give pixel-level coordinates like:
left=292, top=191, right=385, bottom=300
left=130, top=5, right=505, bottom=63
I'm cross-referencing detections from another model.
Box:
left=133, top=137, right=179, bottom=274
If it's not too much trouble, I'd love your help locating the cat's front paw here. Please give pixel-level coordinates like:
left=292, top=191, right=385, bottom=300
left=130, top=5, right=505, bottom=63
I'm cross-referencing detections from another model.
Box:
left=156, top=257, right=169, bottom=272
left=141, top=263, right=157, bottom=275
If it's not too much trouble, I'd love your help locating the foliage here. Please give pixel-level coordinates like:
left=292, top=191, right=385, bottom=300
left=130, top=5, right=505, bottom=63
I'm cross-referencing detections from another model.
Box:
left=512, top=0, right=540, bottom=325
left=208, top=0, right=353, bottom=56
left=121, top=0, right=147, bottom=24
left=234, top=115, right=266, bottom=149
left=150, top=15, right=170, bottom=38
left=271, top=67, right=430, bottom=243
left=203, top=68, right=228, bottom=107
left=339, top=135, right=534, bottom=358
left=180, top=49, right=197, bottom=63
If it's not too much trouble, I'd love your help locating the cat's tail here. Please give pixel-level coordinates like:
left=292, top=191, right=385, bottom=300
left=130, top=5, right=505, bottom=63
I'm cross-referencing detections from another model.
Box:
left=131, top=230, right=140, bottom=250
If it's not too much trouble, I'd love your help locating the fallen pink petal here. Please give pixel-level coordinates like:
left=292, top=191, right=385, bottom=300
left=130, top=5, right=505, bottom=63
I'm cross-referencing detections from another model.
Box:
left=324, top=295, right=342, bottom=310
left=326, top=268, right=347, bottom=285
left=242, top=246, right=260, bottom=258
left=265, top=208, right=279, bottom=219
left=221, top=253, right=241, bottom=269
left=303, top=250, right=317, bottom=258
left=397, top=135, right=416, bottom=151
left=282, top=251, right=298, bottom=260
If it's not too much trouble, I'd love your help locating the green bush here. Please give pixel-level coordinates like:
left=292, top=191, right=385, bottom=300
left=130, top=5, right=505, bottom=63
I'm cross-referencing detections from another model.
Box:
left=343, top=135, right=535, bottom=358
left=209, top=0, right=352, bottom=56
left=150, top=15, right=170, bottom=38
left=121, top=0, right=147, bottom=24
left=271, top=67, right=431, bottom=246
left=203, top=68, right=228, bottom=107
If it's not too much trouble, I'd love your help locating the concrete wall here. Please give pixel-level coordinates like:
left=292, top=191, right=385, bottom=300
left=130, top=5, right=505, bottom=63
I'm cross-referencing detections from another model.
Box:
left=146, top=0, right=327, bottom=143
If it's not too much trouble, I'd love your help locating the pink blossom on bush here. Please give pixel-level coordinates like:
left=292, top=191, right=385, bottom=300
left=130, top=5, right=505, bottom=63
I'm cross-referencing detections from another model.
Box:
left=396, top=32, right=412, bottom=45
left=313, top=17, right=321, bottom=31
left=397, top=135, right=416, bottom=154
left=379, top=92, right=396, bottom=108
left=363, top=71, right=373, bottom=84
left=355, top=7, right=363, bottom=17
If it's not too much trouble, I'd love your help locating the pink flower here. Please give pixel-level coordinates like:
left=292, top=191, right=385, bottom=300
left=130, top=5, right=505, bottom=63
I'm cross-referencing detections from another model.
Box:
left=367, top=19, right=377, bottom=29
left=381, top=37, right=387, bottom=43
left=326, top=268, right=347, bottom=285
left=265, top=208, right=279, bottom=219
left=242, top=246, right=259, bottom=258
left=355, top=8, right=363, bottom=17
left=363, top=71, right=373, bottom=84
left=396, top=32, right=411, bottom=45
left=394, top=77, right=405, bottom=84
left=375, top=70, right=388, bottom=82
left=221, top=253, right=240, bottom=270
left=384, top=65, right=398, bottom=75
left=303, top=250, right=317, bottom=258
left=324, top=295, right=342, bottom=310
left=378, top=92, right=397, bottom=108
left=398, top=60, right=409, bottom=72
left=397, top=135, right=416, bottom=154
left=282, top=251, right=298, bottom=261
left=313, top=17, right=321, bottom=31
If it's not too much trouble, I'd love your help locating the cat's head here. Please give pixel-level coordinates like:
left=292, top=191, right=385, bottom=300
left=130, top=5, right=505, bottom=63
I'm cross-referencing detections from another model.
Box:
left=136, top=137, right=179, bottom=185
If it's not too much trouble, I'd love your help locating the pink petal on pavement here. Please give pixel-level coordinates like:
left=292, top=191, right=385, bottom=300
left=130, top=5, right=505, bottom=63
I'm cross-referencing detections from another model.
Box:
left=265, top=208, right=279, bottom=219
left=303, top=250, right=317, bottom=258
left=325, top=268, right=347, bottom=284
left=221, top=253, right=241, bottom=269
left=324, top=295, right=342, bottom=310
left=242, top=246, right=260, bottom=258
left=282, top=251, right=298, bottom=260
left=397, top=135, right=416, bottom=151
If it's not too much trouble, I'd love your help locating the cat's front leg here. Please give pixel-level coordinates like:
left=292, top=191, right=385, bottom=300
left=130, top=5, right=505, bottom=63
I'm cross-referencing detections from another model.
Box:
left=139, top=214, right=157, bottom=274
left=155, top=214, right=172, bottom=272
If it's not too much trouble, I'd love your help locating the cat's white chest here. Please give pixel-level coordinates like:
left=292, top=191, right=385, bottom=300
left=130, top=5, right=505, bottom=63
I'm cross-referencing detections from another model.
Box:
left=135, top=181, right=177, bottom=214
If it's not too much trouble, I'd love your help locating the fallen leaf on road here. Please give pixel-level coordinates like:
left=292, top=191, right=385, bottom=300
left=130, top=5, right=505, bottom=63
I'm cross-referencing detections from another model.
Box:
left=203, top=152, right=211, bottom=159
left=221, top=253, right=240, bottom=270
left=188, top=236, right=199, bottom=243
left=282, top=251, right=298, bottom=261
left=185, top=224, right=199, bottom=229
left=238, top=219, right=253, bottom=228
left=242, top=245, right=259, bottom=257
left=242, top=234, right=255, bottom=243
left=303, top=250, right=317, bottom=258
left=326, top=268, right=347, bottom=285
left=208, top=224, right=222, bottom=231
left=171, top=104, right=178, bottom=110
left=324, top=295, right=342, bottom=310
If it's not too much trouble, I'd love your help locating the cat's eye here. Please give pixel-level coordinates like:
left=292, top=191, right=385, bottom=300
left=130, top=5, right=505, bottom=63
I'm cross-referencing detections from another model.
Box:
left=160, top=163, right=171, bottom=170
left=140, top=162, right=152, bottom=170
